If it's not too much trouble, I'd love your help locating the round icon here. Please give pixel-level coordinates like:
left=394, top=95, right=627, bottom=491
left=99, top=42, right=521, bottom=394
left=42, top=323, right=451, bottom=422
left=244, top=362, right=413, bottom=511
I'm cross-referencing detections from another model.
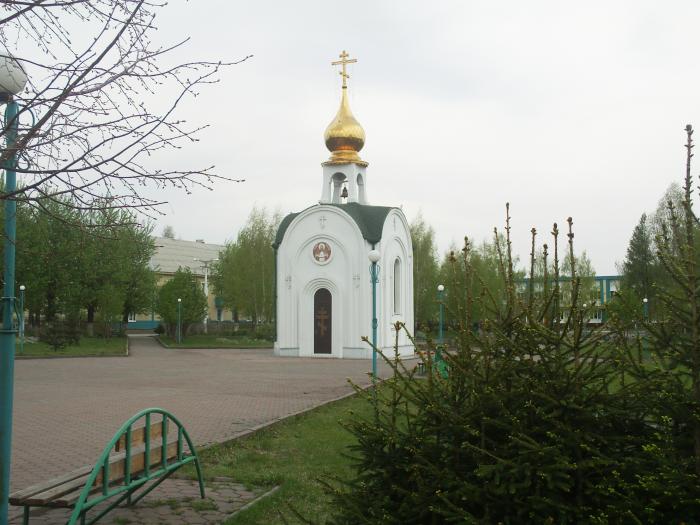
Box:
left=313, top=241, right=332, bottom=263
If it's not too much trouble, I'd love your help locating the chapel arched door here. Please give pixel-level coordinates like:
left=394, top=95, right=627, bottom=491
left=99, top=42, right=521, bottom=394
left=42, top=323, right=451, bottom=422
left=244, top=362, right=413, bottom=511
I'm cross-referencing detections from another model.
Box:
left=314, top=288, right=332, bottom=354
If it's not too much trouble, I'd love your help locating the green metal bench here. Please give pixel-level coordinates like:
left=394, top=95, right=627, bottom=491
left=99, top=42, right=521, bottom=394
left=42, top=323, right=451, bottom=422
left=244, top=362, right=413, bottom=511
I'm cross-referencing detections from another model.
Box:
left=9, top=408, right=205, bottom=525
left=415, top=348, right=449, bottom=378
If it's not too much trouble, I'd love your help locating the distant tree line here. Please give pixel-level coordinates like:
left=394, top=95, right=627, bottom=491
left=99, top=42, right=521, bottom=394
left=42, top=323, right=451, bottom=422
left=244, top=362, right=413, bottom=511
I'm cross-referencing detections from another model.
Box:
left=211, top=207, right=281, bottom=332
left=209, top=205, right=599, bottom=338
left=5, top=199, right=156, bottom=339
left=618, top=182, right=695, bottom=320
left=410, top=213, right=597, bottom=335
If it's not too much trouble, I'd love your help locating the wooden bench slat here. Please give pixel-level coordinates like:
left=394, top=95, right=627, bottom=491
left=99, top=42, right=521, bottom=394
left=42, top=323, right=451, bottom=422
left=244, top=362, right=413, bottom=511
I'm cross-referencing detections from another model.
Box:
left=57, top=442, right=179, bottom=507
left=98, top=441, right=179, bottom=486
left=9, top=465, right=93, bottom=504
left=54, top=481, right=108, bottom=509
left=115, top=420, right=168, bottom=452
left=21, top=472, right=92, bottom=507
left=41, top=441, right=177, bottom=507
left=14, top=440, right=180, bottom=508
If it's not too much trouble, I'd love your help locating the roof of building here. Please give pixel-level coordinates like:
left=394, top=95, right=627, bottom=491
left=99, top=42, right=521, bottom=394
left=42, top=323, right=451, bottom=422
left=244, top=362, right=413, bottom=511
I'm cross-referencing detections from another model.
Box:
left=273, top=202, right=396, bottom=248
left=150, top=237, right=225, bottom=275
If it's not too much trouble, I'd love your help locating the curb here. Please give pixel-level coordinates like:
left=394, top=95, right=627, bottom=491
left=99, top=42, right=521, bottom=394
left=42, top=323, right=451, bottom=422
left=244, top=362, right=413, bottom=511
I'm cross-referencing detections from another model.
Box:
left=155, top=336, right=274, bottom=351
left=15, top=353, right=128, bottom=360
left=227, top=485, right=281, bottom=520
left=200, top=379, right=383, bottom=450
left=16, top=338, right=130, bottom=360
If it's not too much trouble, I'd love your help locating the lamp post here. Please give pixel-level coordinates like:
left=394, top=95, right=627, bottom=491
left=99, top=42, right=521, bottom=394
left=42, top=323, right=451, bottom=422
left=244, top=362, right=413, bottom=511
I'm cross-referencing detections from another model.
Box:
left=0, top=50, right=27, bottom=525
left=368, top=249, right=380, bottom=381
left=642, top=297, right=649, bottom=362
left=643, top=297, right=649, bottom=320
left=18, top=285, right=25, bottom=355
left=437, top=284, right=445, bottom=346
left=177, top=298, right=182, bottom=344
left=194, top=257, right=218, bottom=335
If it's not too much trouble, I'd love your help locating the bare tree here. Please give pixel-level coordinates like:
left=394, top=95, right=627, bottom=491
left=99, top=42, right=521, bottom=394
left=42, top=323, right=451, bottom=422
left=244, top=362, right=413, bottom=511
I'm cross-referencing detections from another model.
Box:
left=0, top=0, right=249, bottom=218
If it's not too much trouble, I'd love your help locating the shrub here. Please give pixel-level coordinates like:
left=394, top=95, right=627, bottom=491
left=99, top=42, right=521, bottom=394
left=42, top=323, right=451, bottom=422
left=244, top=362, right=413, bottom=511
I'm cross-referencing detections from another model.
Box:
left=40, top=320, right=80, bottom=351
left=155, top=267, right=207, bottom=339
left=332, top=205, right=700, bottom=523
left=254, top=323, right=275, bottom=341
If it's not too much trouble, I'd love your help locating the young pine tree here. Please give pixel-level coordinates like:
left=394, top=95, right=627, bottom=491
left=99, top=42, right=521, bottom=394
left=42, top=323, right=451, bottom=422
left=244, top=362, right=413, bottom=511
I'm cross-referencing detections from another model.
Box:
left=332, top=202, right=700, bottom=523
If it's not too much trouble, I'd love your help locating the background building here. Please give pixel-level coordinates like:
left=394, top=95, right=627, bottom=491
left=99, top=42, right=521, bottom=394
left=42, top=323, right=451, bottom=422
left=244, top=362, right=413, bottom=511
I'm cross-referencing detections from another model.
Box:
left=128, top=236, right=233, bottom=330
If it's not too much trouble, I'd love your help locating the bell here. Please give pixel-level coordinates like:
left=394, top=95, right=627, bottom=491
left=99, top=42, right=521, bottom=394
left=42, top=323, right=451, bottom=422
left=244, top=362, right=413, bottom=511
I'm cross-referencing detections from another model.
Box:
left=341, top=186, right=349, bottom=199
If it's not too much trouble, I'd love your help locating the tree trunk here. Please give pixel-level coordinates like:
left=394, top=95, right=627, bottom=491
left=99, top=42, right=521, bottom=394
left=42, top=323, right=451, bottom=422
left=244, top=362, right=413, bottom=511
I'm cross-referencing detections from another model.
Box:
left=86, top=304, right=95, bottom=337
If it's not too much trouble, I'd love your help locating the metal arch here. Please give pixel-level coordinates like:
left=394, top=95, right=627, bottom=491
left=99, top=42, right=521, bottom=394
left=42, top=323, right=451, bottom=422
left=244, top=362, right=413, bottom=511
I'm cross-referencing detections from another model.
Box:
left=66, top=408, right=205, bottom=525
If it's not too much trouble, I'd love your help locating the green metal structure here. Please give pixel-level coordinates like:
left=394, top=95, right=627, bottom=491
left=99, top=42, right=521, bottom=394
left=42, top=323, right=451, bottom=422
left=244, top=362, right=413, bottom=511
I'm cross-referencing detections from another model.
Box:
left=0, top=93, right=21, bottom=525
left=370, top=258, right=379, bottom=380
left=176, top=298, right=182, bottom=343
left=14, top=408, right=205, bottom=525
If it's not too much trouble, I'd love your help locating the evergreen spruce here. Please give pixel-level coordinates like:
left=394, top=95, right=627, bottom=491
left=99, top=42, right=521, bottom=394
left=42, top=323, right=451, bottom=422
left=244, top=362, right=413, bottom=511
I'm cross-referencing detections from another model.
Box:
left=640, top=124, right=700, bottom=481
left=331, top=136, right=700, bottom=522
left=621, top=213, right=658, bottom=314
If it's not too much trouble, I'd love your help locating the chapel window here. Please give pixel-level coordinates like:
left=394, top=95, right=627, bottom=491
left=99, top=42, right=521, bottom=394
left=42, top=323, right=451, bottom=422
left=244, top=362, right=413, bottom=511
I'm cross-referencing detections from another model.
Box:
left=393, top=257, right=401, bottom=314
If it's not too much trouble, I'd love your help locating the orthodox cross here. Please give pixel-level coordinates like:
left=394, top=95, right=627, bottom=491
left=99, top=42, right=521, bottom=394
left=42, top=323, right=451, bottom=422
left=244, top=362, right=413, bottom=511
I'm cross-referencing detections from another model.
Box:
left=319, top=215, right=327, bottom=229
left=285, top=275, right=292, bottom=289
left=353, top=273, right=361, bottom=288
left=316, top=307, right=329, bottom=337
left=332, top=50, right=357, bottom=89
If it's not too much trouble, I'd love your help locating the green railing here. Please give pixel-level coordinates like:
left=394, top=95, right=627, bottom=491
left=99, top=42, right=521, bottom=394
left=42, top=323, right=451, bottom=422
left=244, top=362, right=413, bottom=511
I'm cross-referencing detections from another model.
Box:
left=66, top=407, right=205, bottom=525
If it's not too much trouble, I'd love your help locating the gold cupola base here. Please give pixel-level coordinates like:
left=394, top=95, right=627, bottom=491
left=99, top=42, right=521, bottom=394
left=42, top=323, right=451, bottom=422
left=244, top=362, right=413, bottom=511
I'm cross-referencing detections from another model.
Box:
left=322, top=149, right=369, bottom=167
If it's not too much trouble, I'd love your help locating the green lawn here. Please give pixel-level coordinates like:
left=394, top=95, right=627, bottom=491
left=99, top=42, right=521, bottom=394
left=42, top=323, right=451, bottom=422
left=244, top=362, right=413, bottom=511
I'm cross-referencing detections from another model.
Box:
left=159, top=334, right=273, bottom=349
left=17, top=336, right=127, bottom=358
left=184, top=392, right=372, bottom=524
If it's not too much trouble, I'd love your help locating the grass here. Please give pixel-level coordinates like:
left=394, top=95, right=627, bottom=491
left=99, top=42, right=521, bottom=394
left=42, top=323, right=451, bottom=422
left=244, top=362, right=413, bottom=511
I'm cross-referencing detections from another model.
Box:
left=159, top=334, right=273, bottom=349
left=190, top=498, right=219, bottom=512
left=16, top=336, right=127, bottom=358
left=183, top=391, right=373, bottom=524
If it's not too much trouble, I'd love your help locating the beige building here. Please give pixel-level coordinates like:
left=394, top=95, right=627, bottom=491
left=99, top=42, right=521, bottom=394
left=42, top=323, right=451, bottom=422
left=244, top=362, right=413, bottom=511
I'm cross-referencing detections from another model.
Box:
left=129, top=236, right=233, bottom=329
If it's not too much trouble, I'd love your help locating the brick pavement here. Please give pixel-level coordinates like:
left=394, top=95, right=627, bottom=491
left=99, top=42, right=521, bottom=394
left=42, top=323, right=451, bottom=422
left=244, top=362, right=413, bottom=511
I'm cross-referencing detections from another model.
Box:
left=9, top=477, right=273, bottom=524
left=10, top=336, right=395, bottom=494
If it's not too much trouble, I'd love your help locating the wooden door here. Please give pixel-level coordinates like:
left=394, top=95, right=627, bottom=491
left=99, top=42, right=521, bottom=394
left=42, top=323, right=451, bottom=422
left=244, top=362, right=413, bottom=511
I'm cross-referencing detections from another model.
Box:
left=314, top=288, right=332, bottom=354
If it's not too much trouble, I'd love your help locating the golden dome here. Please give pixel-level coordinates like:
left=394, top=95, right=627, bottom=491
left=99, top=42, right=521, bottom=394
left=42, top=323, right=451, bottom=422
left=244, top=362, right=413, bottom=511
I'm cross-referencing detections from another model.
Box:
left=323, top=50, right=367, bottom=166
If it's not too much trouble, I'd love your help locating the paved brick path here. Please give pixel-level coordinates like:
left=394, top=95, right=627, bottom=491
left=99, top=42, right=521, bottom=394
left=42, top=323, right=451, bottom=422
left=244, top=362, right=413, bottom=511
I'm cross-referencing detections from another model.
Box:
left=9, top=477, right=271, bottom=524
left=10, top=336, right=395, bottom=494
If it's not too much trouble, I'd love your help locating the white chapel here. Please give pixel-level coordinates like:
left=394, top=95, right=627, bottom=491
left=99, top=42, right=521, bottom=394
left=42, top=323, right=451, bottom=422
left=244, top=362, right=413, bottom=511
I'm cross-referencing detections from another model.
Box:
left=273, top=51, right=414, bottom=359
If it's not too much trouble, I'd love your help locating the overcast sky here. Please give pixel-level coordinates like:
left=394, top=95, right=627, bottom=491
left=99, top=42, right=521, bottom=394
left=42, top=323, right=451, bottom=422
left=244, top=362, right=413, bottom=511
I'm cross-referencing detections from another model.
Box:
left=139, top=1, right=699, bottom=274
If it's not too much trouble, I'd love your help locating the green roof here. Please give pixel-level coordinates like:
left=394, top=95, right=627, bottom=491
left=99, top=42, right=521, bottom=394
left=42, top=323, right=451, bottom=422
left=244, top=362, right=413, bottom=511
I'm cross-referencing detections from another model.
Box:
left=273, top=202, right=396, bottom=248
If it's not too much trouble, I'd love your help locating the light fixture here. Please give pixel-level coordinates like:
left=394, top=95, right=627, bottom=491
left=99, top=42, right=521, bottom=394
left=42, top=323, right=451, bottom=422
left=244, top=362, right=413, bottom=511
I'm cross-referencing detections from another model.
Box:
left=0, top=51, right=27, bottom=98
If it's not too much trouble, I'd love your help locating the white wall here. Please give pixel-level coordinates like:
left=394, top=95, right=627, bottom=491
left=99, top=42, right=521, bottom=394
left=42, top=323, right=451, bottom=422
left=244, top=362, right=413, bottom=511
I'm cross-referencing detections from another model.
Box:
left=275, top=205, right=414, bottom=359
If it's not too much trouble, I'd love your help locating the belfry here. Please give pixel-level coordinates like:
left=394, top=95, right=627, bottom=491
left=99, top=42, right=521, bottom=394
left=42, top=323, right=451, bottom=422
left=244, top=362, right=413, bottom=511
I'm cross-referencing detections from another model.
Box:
left=273, top=51, right=414, bottom=359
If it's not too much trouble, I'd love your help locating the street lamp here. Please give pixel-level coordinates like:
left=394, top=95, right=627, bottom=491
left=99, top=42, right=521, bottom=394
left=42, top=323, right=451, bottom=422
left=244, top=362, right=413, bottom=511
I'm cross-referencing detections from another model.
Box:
left=194, top=257, right=218, bottom=335
left=368, top=249, right=380, bottom=380
left=641, top=297, right=649, bottom=363
left=0, top=49, right=27, bottom=525
left=18, top=284, right=25, bottom=355
left=437, top=284, right=445, bottom=346
left=177, top=298, right=182, bottom=344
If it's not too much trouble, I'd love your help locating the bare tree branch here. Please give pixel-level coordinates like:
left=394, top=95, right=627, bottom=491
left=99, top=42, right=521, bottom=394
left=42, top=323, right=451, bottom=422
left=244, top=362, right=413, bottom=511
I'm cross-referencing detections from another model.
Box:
left=0, top=0, right=251, bottom=221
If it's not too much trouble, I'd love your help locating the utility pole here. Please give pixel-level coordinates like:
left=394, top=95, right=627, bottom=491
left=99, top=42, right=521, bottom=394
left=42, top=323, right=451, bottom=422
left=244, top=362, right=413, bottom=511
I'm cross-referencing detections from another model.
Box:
left=194, top=258, right=218, bottom=334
